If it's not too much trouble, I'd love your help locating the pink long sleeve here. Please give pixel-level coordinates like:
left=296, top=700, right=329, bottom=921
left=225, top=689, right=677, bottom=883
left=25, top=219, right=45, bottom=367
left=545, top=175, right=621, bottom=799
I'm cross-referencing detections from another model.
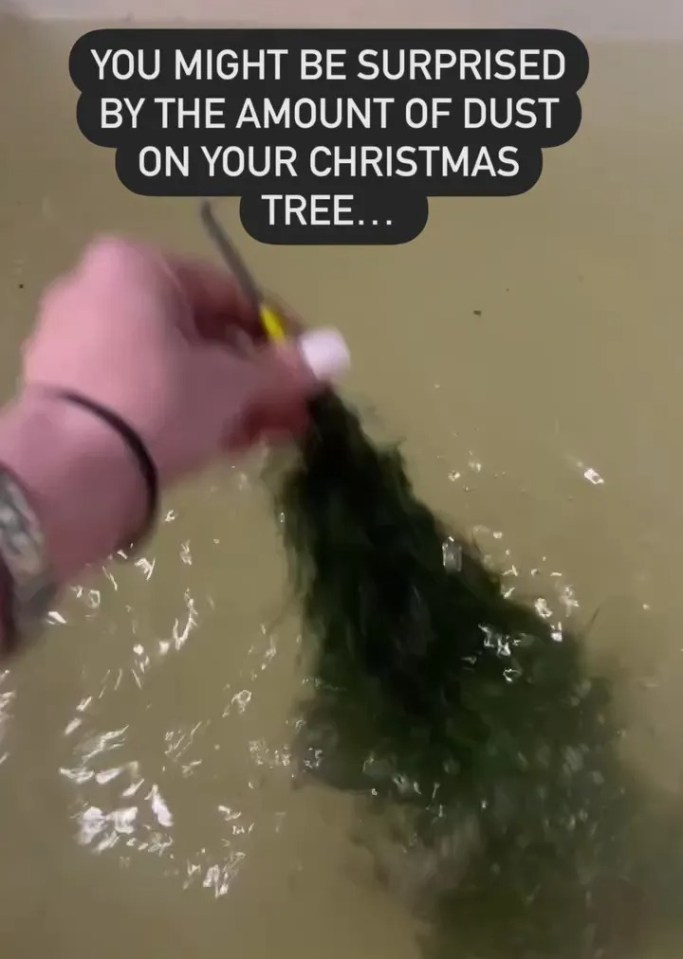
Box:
left=0, top=390, right=147, bottom=646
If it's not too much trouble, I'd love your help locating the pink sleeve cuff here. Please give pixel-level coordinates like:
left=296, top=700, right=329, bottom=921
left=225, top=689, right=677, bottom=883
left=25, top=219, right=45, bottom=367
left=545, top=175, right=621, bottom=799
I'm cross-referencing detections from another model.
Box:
left=0, top=390, right=147, bottom=585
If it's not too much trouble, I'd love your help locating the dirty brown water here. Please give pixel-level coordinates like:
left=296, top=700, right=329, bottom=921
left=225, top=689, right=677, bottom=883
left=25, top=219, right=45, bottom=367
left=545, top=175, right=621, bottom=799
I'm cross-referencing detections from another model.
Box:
left=1, top=16, right=683, bottom=958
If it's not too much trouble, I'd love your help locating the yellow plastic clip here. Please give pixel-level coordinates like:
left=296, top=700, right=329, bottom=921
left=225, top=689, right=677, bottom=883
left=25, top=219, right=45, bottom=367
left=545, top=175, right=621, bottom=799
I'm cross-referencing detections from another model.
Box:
left=259, top=304, right=286, bottom=343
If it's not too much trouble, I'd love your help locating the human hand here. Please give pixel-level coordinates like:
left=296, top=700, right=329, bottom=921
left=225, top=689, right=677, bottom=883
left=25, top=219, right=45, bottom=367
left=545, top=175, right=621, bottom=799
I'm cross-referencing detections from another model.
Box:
left=21, top=236, right=350, bottom=487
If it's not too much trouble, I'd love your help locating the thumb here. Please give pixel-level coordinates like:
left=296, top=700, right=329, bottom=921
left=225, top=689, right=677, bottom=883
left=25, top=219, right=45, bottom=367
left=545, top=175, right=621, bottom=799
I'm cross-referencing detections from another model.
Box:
left=227, top=328, right=351, bottom=451
left=247, top=328, right=351, bottom=407
left=193, top=327, right=351, bottom=453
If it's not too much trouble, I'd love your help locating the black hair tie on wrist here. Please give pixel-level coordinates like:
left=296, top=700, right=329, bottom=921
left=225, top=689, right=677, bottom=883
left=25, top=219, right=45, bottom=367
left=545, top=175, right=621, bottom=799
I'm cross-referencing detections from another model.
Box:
left=56, top=391, right=159, bottom=555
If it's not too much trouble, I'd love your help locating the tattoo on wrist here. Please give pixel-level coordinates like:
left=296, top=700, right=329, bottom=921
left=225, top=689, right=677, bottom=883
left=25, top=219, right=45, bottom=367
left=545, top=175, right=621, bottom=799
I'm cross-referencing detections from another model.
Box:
left=0, top=469, right=56, bottom=651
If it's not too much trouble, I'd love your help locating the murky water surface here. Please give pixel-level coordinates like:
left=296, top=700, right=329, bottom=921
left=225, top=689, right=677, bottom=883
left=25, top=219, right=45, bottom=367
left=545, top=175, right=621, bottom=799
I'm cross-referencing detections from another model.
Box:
left=1, top=19, right=683, bottom=957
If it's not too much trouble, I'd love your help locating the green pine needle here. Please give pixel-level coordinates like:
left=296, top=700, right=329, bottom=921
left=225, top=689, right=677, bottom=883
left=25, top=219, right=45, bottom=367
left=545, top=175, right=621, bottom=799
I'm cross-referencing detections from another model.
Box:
left=269, top=391, right=672, bottom=958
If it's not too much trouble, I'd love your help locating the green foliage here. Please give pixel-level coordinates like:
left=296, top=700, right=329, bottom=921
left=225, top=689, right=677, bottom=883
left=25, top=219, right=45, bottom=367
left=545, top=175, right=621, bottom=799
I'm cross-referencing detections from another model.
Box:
left=270, top=392, right=660, bottom=958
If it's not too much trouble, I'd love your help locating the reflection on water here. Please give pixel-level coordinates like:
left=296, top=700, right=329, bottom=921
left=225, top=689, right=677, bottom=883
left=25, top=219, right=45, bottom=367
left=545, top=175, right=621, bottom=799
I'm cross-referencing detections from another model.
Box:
left=49, top=509, right=291, bottom=899
left=1, top=16, right=683, bottom=959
